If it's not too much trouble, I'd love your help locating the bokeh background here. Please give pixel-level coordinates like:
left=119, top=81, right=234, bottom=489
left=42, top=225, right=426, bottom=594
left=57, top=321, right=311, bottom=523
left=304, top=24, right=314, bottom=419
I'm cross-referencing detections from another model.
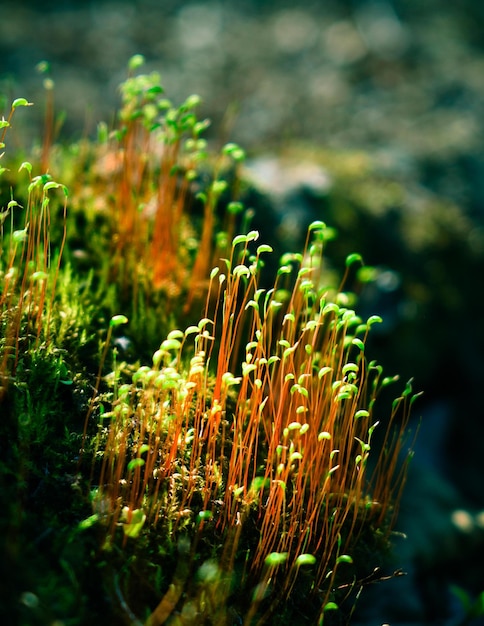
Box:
left=2, top=0, right=484, bottom=623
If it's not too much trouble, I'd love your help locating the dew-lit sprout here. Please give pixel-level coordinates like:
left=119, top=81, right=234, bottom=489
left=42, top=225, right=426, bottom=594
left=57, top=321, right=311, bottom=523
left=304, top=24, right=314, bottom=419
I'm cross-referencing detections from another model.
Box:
left=233, top=264, right=251, bottom=279
left=318, top=367, right=332, bottom=380
left=184, top=138, right=196, bottom=151
left=277, top=264, right=292, bottom=277
left=345, top=252, right=363, bottom=268
left=167, top=329, right=184, bottom=341
left=382, top=374, right=400, bottom=388
left=336, top=385, right=356, bottom=401
left=246, top=230, right=259, bottom=243
left=160, top=339, right=181, bottom=352
left=30, top=271, right=48, bottom=282
left=190, top=352, right=204, bottom=376
left=12, top=228, right=28, bottom=244
left=152, top=347, right=166, bottom=368
left=208, top=267, right=219, bottom=282
left=355, top=437, right=371, bottom=453
left=297, top=374, right=309, bottom=386
left=228, top=201, right=244, bottom=215
left=267, top=355, right=280, bottom=368
left=308, top=220, right=326, bottom=232
left=342, top=363, right=359, bottom=376
left=194, top=119, right=210, bottom=136
left=242, top=362, right=257, bottom=377
left=292, top=384, right=309, bottom=398
left=198, top=510, right=213, bottom=523
left=12, top=97, right=33, bottom=109
left=370, top=361, right=383, bottom=376
left=183, top=94, right=202, bottom=110
left=336, top=554, right=353, bottom=565
left=355, top=410, right=370, bottom=419
left=43, top=180, right=61, bottom=192
left=270, top=299, right=284, bottom=312
left=246, top=340, right=259, bottom=353
left=257, top=243, right=273, bottom=255
left=283, top=312, right=296, bottom=325
left=154, top=368, right=181, bottom=390
left=222, top=142, right=246, bottom=162
left=184, top=326, right=200, bottom=339
left=367, top=315, right=383, bottom=326
left=233, top=233, right=248, bottom=247
left=245, top=299, right=259, bottom=312
left=127, top=458, right=145, bottom=471
left=197, top=318, right=213, bottom=331
left=322, top=302, right=339, bottom=316
left=402, top=377, right=415, bottom=398
left=264, top=552, right=288, bottom=568
left=250, top=476, right=268, bottom=493
left=352, top=338, right=365, bottom=351
left=122, top=508, right=146, bottom=539
left=341, top=309, right=357, bottom=323
left=210, top=179, right=228, bottom=198
left=299, top=278, right=314, bottom=292
left=411, top=390, right=425, bottom=406
left=324, top=602, right=339, bottom=612
left=128, top=54, right=145, bottom=71
left=117, top=383, right=131, bottom=400
left=295, top=554, right=317, bottom=567
left=110, top=314, right=129, bottom=328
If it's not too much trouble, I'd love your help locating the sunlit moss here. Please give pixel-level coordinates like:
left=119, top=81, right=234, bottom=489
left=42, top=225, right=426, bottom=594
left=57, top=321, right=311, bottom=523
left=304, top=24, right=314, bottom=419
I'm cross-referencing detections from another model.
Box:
left=0, top=57, right=420, bottom=626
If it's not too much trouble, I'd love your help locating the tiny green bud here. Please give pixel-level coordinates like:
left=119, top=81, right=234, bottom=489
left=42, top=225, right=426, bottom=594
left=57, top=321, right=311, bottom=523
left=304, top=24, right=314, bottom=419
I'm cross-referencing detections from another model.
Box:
left=110, top=314, right=129, bottom=327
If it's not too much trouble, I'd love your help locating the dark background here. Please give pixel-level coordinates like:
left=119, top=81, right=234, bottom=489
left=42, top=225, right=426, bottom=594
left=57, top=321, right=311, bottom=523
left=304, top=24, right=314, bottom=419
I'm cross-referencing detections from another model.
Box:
left=2, top=1, right=484, bottom=623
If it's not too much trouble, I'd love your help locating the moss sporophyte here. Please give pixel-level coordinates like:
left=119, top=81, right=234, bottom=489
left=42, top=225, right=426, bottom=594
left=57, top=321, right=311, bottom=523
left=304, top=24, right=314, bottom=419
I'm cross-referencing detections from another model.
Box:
left=0, top=55, right=420, bottom=625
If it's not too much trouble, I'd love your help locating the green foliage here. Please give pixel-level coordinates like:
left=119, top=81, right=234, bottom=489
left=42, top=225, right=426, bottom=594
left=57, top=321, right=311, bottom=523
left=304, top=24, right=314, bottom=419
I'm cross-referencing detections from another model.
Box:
left=0, top=58, right=420, bottom=626
left=450, top=586, right=484, bottom=625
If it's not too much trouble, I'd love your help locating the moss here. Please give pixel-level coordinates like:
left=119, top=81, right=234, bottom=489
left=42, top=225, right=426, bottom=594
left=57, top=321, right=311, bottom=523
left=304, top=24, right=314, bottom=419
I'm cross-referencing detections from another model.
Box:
left=0, top=58, right=420, bottom=625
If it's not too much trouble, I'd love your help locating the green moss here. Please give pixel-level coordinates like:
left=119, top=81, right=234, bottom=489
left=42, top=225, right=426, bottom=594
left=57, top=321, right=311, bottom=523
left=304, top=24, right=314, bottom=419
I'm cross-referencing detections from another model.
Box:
left=0, top=57, right=419, bottom=625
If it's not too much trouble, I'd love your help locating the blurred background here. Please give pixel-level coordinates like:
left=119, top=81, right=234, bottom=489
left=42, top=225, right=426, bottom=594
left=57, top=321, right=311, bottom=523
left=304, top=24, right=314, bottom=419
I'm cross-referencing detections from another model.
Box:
left=1, top=0, right=484, bottom=623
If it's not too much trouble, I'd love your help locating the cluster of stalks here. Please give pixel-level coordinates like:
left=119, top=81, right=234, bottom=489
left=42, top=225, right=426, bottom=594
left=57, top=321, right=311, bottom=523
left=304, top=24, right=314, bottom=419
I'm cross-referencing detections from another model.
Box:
left=91, top=55, right=245, bottom=321
left=94, top=223, right=418, bottom=624
left=0, top=98, right=67, bottom=399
